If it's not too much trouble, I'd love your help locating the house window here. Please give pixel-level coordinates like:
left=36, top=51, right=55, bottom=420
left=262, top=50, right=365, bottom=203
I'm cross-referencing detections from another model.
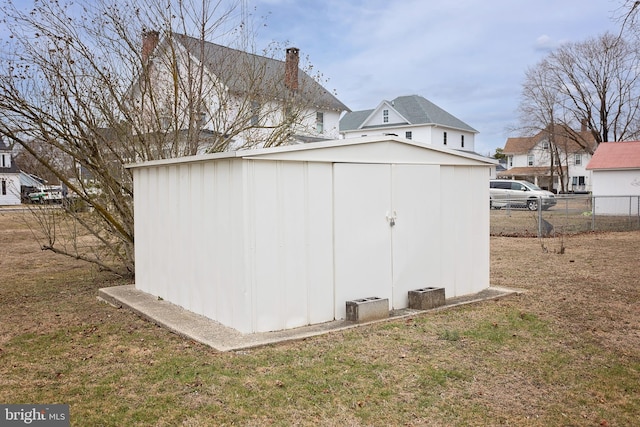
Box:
left=316, top=111, right=324, bottom=133
left=508, top=155, right=513, bottom=167
left=443, top=131, right=447, bottom=145
left=461, top=135, right=465, bottom=148
left=251, top=101, right=260, bottom=126
left=1, top=154, right=5, bottom=168
left=527, top=155, right=534, bottom=166
left=572, top=176, right=586, bottom=186
left=160, top=116, right=171, bottom=130
left=1, top=179, right=5, bottom=196
left=383, top=109, right=389, bottom=123
left=542, top=141, right=549, bottom=150
left=405, top=131, right=412, bottom=140
left=574, top=154, right=582, bottom=166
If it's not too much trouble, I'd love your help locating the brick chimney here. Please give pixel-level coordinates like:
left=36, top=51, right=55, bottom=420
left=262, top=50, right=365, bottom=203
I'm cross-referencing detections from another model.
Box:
left=142, top=30, right=160, bottom=63
left=285, top=47, right=299, bottom=91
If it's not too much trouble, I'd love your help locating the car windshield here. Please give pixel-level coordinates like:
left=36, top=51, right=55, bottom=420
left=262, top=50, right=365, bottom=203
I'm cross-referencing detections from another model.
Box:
left=524, top=182, right=542, bottom=191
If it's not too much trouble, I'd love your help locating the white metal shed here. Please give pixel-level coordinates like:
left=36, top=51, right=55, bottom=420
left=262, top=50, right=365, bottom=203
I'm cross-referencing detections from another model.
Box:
left=128, top=136, right=494, bottom=333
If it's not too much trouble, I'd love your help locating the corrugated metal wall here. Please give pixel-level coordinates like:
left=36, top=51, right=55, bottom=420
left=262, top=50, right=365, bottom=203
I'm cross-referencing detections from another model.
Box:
left=132, top=143, right=491, bottom=333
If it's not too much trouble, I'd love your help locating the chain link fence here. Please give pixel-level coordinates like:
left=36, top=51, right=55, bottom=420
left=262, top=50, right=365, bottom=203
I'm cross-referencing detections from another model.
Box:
left=490, top=195, right=640, bottom=237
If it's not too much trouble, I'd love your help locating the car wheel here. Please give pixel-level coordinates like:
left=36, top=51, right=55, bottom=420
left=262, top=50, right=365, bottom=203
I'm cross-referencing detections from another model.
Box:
left=527, top=199, right=538, bottom=211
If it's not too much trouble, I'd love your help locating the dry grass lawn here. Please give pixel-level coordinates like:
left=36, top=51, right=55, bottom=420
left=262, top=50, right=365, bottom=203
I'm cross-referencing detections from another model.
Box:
left=0, top=210, right=638, bottom=426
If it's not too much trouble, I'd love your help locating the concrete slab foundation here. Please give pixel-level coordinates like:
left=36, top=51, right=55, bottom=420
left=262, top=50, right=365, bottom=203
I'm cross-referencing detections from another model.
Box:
left=98, top=285, right=521, bottom=352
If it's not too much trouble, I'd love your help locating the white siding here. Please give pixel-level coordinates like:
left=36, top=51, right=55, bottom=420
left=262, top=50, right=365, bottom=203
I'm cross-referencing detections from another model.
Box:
left=343, top=125, right=475, bottom=151
left=592, top=169, right=640, bottom=215
left=0, top=175, right=21, bottom=205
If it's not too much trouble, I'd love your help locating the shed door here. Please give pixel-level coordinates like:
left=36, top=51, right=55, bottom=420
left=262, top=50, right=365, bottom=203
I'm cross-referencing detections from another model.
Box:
left=333, top=163, right=440, bottom=319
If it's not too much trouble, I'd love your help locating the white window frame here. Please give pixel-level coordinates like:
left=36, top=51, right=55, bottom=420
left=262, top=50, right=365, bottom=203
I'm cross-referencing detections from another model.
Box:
left=383, top=109, right=389, bottom=123
left=574, top=153, right=582, bottom=166
left=405, top=131, right=412, bottom=140
left=316, top=111, right=324, bottom=133
left=527, top=155, right=534, bottom=166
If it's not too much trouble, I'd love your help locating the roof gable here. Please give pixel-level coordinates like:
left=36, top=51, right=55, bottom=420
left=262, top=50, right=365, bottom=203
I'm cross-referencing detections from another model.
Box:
left=340, top=95, right=477, bottom=133
left=586, top=141, right=640, bottom=170
left=358, top=100, right=410, bottom=129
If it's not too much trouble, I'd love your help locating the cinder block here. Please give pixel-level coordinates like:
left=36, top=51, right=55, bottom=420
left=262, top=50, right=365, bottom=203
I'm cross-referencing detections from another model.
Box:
left=346, top=297, right=389, bottom=322
left=408, top=287, right=446, bottom=310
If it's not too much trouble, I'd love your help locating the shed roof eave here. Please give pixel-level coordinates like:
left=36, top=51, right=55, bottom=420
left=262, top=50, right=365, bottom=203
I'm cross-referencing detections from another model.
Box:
left=126, top=135, right=496, bottom=169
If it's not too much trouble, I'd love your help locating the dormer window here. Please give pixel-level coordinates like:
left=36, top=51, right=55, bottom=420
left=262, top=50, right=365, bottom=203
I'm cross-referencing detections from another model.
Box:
left=383, top=109, right=389, bottom=123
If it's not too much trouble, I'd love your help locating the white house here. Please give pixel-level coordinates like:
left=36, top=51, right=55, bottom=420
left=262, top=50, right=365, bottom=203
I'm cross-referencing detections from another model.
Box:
left=586, top=141, right=640, bottom=215
left=339, top=95, right=478, bottom=152
left=500, top=125, right=597, bottom=193
left=127, top=136, right=494, bottom=334
left=0, top=140, right=20, bottom=205
left=128, top=31, right=350, bottom=154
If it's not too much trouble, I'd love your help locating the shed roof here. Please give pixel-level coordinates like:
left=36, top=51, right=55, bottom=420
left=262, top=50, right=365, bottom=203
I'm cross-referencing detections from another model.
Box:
left=127, top=136, right=496, bottom=169
left=586, top=141, right=640, bottom=170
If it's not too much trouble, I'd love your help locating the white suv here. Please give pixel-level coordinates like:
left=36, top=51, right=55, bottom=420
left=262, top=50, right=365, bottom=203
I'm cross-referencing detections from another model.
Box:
left=490, top=179, right=556, bottom=211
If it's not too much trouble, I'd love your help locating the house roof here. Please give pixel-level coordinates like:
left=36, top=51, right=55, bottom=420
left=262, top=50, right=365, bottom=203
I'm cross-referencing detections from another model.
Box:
left=504, top=125, right=597, bottom=154
left=586, top=141, right=640, bottom=170
left=339, top=95, right=477, bottom=133
left=169, top=34, right=350, bottom=113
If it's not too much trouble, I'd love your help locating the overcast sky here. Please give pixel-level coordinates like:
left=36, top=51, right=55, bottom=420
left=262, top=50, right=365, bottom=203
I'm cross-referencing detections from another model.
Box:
left=251, top=0, right=624, bottom=155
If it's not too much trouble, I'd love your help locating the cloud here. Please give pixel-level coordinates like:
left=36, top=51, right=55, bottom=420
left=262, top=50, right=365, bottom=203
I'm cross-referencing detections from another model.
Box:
left=534, top=34, right=569, bottom=52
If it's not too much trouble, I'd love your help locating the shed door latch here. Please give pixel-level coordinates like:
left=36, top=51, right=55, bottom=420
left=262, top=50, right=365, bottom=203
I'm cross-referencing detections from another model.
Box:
left=386, top=211, right=397, bottom=227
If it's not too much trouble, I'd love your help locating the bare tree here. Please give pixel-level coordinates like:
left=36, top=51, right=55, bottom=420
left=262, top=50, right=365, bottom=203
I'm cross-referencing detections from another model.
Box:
left=549, top=33, right=640, bottom=147
left=518, top=60, right=569, bottom=192
left=0, top=0, right=342, bottom=276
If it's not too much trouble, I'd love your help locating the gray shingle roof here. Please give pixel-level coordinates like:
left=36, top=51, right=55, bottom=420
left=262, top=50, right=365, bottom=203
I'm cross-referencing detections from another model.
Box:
left=171, top=34, right=350, bottom=113
left=340, top=95, right=477, bottom=132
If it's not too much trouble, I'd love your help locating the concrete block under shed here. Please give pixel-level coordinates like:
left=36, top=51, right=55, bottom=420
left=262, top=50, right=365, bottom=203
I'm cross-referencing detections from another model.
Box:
left=346, top=297, right=389, bottom=322
left=408, top=287, right=446, bottom=310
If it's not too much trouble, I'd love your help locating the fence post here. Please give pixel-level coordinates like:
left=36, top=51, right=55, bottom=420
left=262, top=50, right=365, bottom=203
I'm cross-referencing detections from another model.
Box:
left=538, top=196, right=542, bottom=237
left=591, top=194, right=596, bottom=231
